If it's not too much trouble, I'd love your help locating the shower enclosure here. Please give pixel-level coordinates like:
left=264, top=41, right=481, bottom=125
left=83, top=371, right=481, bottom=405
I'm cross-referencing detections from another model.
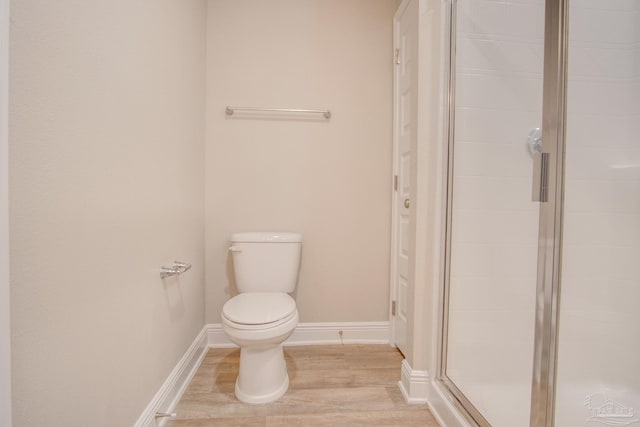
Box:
left=439, top=0, right=640, bottom=426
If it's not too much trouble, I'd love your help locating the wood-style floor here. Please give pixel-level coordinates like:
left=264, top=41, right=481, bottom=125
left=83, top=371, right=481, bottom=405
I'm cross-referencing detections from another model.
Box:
left=166, top=344, right=441, bottom=426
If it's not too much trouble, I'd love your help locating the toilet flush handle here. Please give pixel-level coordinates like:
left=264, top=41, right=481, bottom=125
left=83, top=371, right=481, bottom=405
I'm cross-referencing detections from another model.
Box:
left=228, top=246, right=242, bottom=253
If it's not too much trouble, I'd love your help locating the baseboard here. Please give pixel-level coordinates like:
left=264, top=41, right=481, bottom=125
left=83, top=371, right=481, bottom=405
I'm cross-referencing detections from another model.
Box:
left=426, top=379, right=474, bottom=427
left=134, top=321, right=390, bottom=426
left=398, top=359, right=429, bottom=404
left=206, top=323, right=236, bottom=348
left=287, top=321, right=390, bottom=346
left=135, top=321, right=472, bottom=427
left=133, top=326, right=208, bottom=427
left=207, top=321, right=390, bottom=348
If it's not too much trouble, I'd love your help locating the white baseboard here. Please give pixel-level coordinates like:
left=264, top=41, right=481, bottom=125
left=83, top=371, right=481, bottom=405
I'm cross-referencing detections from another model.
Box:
left=206, top=323, right=236, bottom=348
left=397, top=358, right=473, bottom=426
left=135, top=321, right=390, bottom=426
left=135, top=320, right=473, bottom=427
left=207, top=321, right=390, bottom=348
left=398, top=359, right=429, bottom=404
left=133, top=327, right=208, bottom=427
left=426, top=379, right=473, bottom=427
left=287, top=321, right=390, bottom=346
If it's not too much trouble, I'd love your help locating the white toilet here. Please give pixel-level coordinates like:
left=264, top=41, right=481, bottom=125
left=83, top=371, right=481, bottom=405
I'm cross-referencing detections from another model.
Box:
left=222, top=231, right=302, bottom=404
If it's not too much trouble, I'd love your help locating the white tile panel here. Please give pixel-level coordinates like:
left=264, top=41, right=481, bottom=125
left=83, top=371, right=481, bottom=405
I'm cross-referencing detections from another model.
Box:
left=555, top=2, right=640, bottom=424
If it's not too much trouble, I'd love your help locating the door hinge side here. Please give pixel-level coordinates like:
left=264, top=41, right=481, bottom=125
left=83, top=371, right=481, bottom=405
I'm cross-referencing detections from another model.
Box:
left=394, top=175, right=398, bottom=191
left=391, top=300, right=397, bottom=316
left=395, top=48, right=401, bottom=65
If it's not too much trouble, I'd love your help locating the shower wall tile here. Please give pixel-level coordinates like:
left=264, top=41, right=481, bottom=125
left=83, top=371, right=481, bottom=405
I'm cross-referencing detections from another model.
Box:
left=563, top=213, right=640, bottom=247
left=450, top=243, right=538, bottom=279
left=452, top=176, right=536, bottom=212
left=562, top=146, right=640, bottom=181
left=455, top=108, right=541, bottom=145
left=446, top=341, right=534, bottom=381
left=555, top=1, right=640, bottom=423
left=569, top=45, right=635, bottom=80
left=569, top=7, right=638, bottom=45
left=455, top=73, right=543, bottom=111
left=559, top=277, right=639, bottom=314
left=566, top=180, right=640, bottom=214
left=562, top=244, right=640, bottom=280
left=456, top=38, right=544, bottom=75
left=449, top=276, right=536, bottom=311
left=457, top=0, right=544, bottom=39
left=554, top=333, right=640, bottom=385
left=453, top=142, right=533, bottom=178
left=452, top=210, right=539, bottom=244
left=572, top=0, right=638, bottom=11
left=566, top=113, right=635, bottom=149
left=567, top=79, right=635, bottom=115
left=448, top=310, right=536, bottom=343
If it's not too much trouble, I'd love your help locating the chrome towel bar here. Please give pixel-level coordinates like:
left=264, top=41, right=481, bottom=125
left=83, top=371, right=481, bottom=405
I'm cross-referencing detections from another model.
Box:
left=225, top=106, right=331, bottom=119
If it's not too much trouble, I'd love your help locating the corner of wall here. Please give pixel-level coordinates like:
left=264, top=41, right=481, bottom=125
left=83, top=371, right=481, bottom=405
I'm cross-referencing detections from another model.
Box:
left=134, top=326, right=209, bottom=427
left=398, top=359, right=429, bottom=404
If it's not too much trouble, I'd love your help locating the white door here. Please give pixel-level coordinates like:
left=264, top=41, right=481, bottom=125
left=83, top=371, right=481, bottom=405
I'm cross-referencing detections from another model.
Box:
left=390, top=0, right=417, bottom=356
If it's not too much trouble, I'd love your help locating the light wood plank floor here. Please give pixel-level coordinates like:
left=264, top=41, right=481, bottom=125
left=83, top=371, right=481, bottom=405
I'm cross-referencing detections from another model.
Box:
left=167, top=345, right=440, bottom=426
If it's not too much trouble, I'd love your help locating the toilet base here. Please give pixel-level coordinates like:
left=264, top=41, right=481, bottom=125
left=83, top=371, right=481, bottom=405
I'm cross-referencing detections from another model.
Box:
left=234, top=344, right=290, bottom=404
left=235, top=372, right=289, bottom=404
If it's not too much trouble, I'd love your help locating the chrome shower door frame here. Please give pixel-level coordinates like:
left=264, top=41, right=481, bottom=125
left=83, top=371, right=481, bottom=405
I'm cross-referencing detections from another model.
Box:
left=529, top=0, right=569, bottom=426
left=437, top=0, right=570, bottom=426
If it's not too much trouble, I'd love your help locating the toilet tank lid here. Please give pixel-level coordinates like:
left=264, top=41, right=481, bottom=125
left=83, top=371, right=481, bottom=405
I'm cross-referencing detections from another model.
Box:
left=230, top=232, right=302, bottom=243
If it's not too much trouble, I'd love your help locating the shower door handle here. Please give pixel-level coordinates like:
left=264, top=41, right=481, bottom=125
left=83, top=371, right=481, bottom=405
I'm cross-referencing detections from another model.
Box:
left=532, top=152, right=549, bottom=202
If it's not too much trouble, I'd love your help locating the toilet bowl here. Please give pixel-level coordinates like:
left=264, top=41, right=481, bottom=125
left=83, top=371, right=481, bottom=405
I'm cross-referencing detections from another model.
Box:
left=222, top=232, right=302, bottom=404
left=222, top=293, right=298, bottom=403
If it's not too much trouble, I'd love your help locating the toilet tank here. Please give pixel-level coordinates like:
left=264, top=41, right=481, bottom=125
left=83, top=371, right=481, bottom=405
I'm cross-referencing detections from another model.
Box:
left=229, top=232, right=302, bottom=293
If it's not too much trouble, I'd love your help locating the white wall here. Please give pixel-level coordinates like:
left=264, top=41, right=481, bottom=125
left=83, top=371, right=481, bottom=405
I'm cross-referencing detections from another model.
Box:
left=555, top=1, right=640, bottom=424
left=205, top=0, right=396, bottom=323
left=414, top=0, right=445, bottom=374
left=9, top=1, right=206, bottom=426
left=0, top=0, right=11, bottom=424
left=403, top=0, right=445, bottom=372
left=445, top=0, right=544, bottom=425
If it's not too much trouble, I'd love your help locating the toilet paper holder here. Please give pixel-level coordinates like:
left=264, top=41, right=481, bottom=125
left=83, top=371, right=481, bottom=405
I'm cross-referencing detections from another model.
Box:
left=160, top=261, right=192, bottom=279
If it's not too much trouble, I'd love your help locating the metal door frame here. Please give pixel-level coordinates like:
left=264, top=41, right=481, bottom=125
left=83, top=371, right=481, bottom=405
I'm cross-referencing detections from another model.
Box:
left=436, top=0, right=569, bottom=426
left=529, top=0, right=569, bottom=425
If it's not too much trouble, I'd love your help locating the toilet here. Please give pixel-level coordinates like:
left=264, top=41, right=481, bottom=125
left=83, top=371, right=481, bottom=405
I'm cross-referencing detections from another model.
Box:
left=222, top=231, right=302, bottom=404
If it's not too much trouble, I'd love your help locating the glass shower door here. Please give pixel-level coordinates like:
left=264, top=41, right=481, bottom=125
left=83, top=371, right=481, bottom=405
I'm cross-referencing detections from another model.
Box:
left=441, top=1, right=640, bottom=426
left=442, top=0, right=546, bottom=425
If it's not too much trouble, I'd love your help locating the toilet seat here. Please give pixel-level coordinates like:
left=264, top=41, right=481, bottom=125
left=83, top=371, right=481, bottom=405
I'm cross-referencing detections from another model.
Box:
left=222, top=293, right=296, bottom=330
left=221, top=294, right=299, bottom=345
